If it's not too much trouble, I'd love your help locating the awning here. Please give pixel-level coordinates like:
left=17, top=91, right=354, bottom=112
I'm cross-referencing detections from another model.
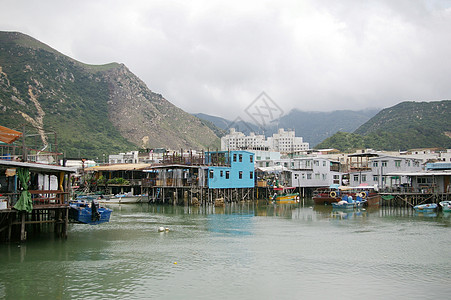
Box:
left=0, top=125, right=22, bottom=144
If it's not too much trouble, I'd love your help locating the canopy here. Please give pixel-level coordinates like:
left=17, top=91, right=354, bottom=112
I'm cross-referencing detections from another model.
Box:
left=0, top=125, right=22, bottom=144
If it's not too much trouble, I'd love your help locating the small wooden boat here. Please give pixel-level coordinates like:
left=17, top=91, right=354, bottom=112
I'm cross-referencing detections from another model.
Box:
left=271, top=187, right=299, bottom=204
left=313, top=185, right=380, bottom=207
left=413, top=203, right=438, bottom=213
left=69, top=198, right=112, bottom=225
left=439, top=201, right=451, bottom=212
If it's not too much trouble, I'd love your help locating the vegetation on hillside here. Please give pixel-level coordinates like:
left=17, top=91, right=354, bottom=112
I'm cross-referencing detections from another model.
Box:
left=316, top=101, right=451, bottom=151
left=0, top=31, right=220, bottom=159
left=0, top=32, right=135, bottom=158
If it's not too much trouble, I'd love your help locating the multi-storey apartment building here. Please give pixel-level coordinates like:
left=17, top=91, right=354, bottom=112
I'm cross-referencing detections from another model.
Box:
left=221, top=128, right=309, bottom=154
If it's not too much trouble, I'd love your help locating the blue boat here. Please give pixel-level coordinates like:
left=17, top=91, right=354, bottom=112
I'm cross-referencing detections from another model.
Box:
left=331, top=195, right=366, bottom=209
left=69, top=198, right=112, bottom=225
left=413, top=203, right=437, bottom=213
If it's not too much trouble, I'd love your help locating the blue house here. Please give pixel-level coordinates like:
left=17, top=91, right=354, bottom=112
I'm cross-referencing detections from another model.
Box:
left=206, top=151, right=254, bottom=189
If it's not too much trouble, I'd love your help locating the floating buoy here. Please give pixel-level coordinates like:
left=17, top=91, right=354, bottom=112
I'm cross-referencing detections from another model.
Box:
left=158, top=227, right=165, bottom=232
left=173, top=262, right=177, bottom=265
left=165, top=228, right=169, bottom=232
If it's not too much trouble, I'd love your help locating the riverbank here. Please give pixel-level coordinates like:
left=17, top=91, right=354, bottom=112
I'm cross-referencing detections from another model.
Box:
left=1, top=201, right=450, bottom=299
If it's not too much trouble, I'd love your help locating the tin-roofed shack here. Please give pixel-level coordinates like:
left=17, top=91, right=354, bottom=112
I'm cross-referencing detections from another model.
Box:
left=0, top=160, right=75, bottom=242
left=84, top=163, right=151, bottom=196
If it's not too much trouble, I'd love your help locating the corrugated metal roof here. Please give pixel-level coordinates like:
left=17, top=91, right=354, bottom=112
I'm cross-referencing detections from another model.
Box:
left=0, top=125, right=22, bottom=144
left=85, top=163, right=152, bottom=171
left=0, top=160, right=76, bottom=173
left=386, top=171, right=451, bottom=176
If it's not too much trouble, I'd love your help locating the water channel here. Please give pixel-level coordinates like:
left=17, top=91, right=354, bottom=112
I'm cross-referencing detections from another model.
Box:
left=1, top=200, right=450, bottom=299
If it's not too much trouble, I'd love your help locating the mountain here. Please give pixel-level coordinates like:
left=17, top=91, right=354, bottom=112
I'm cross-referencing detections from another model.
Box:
left=195, top=109, right=379, bottom=147
left=0, top=31, right=220, bottom=159
left=273, top=108, right=379, bottom=146
left=316, top=100, right=451, bottom=151
left=193, top=113, right=262, bottom=136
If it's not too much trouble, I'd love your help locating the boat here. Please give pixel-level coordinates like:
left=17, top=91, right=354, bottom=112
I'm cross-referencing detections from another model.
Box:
left=97, top=192, right=144, bottom=204
left=313, top=184, right=380, bottom=207
left=331, top=195, right=367, bottom=209
left=439, top=201, right=451, bottom=212
left=413, top=203, right=438, bottom=213
left=69, top=197, right=112, bottom=225
left=271, top=187, right=299, bottom=204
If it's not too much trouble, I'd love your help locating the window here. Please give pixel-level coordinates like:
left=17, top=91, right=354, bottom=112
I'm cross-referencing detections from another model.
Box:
left=307, top=173, right=312, bottom=179
left=250, top=155, right=254, bottom=163
left=373, top=175, right=378, bottom=182
left=354, top=175, right=359, bottom=181
left=323, top=161, right=326, bottom=166
left=382, top=161, right=387, bottom=167
left=220, top=170, right=223, bottom=177
left=239, top=171, right=243, bottom=179
left=233, top=154, right=237, bottom=162
left=373, top=161, right=378, bottom=167
left=226, top=171, right=230, bottom=179
left=315, top=173, right=320, bottom=180
left=361, top=175, right=366, bottom=182
left=209, top=170, right=214, bottom=179
left=249, top=172, right=253, bottom=179
left=322, top=174, right=327, bottom=180
left=256, top=156, right=261, bottom=160
left=395, top=160, right=401, bottom=168
left=239, top=154, right=242, bottom=162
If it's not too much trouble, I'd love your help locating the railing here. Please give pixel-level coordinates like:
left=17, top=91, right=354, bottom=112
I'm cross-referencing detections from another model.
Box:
left=0, top=190, right=70, bottom=209
left=142, top=178, right=201, bottom=187
left=29, top=190, right=70, bottom=206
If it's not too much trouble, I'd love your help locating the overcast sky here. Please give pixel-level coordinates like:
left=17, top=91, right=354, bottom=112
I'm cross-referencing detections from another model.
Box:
left=1, top=0, right=450, bottom=120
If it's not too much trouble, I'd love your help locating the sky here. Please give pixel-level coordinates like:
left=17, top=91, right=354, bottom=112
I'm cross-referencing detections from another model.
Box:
left=1, top=0, right=450, bottom=120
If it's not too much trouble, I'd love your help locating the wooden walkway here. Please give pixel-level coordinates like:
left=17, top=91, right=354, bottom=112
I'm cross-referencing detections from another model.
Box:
left=379, top=192, right=450, bottom=207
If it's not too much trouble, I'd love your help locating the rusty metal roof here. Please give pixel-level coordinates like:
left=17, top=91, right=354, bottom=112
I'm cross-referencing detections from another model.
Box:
left=0, top=125, right=22, bottom=144
left=85, top=163, right=152, bottom=171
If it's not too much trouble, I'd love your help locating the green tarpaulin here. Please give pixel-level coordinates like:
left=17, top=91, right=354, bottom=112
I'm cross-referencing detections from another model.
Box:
left=13, top=167, right=33, bottom=213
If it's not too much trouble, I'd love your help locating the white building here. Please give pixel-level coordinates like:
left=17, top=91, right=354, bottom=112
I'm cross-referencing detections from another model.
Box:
left=221, top=128, right=309, bottom=154
left=348, top=154, right=423, bottom=189
left=109, top=151, right=139, bottom=164
left=255, top=157, right=344, bottom=188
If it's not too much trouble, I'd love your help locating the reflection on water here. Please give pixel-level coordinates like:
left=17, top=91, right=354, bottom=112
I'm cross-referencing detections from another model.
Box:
left=1, top=200, right=451, bottom=299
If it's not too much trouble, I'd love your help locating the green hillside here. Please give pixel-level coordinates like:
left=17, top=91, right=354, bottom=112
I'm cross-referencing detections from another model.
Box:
left=316, top=100, right=451, bottom=151
left=0, top=31, right=220, bottom=159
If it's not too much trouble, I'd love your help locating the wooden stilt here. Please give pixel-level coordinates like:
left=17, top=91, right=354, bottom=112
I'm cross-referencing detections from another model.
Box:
left=20, top=212, right=26, bottom=242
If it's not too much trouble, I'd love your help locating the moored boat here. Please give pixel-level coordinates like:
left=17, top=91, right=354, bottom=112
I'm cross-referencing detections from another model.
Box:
left=97, top=193, right=144, bottom=204
left=439, top=201, right=451, bottom=212
left=69, top=198, right=112, bottom=225
left=331, top=195, right=366, bottom=209
left=413, top=203, right=438, bottom=213
left=271, top=187, right=299, bottom=204
left=313, top=185, right=380, bottom=207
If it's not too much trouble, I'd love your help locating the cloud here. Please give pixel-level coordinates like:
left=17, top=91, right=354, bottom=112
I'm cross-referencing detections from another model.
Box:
left=1, top=0, right=450, bottom=120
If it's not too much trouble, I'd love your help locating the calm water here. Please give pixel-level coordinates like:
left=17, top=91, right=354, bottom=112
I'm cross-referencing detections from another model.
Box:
left=1, top=200, right=451, bottom=299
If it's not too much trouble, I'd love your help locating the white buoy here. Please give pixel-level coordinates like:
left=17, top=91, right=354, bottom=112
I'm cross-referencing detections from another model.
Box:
left=158, top=227, right=165, bottom=232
